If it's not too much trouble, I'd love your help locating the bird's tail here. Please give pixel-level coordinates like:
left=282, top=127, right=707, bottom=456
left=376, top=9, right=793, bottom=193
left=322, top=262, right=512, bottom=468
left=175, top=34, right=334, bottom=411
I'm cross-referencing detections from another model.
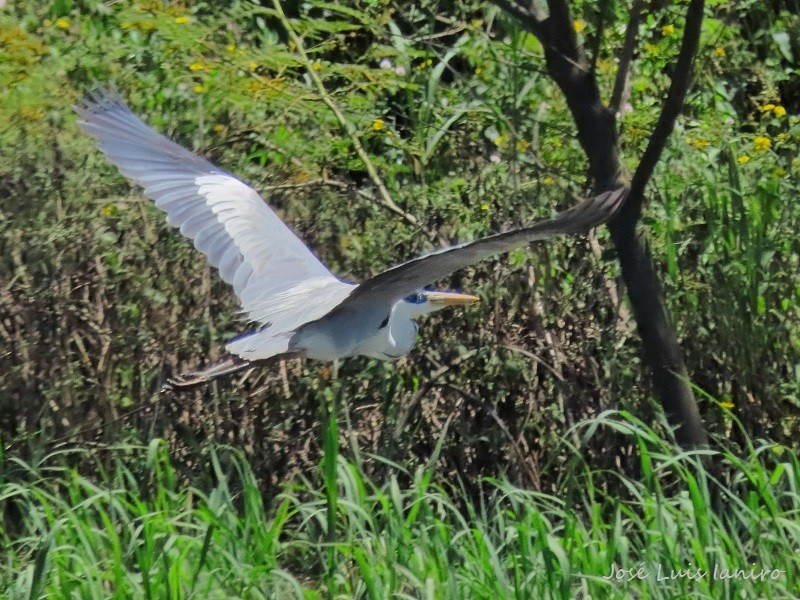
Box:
left=163, top=354, right=252, bottom=391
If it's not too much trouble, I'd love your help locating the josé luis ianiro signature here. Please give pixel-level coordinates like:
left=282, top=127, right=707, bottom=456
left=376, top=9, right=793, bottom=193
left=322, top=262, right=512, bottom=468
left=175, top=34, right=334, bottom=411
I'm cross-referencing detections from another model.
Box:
left=604, top=563, right=784, bottom=582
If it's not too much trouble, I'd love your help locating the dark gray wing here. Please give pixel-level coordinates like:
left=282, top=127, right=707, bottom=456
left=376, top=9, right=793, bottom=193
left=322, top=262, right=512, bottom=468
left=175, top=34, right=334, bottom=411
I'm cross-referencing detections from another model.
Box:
left=344, top=187, right=626, bottom=306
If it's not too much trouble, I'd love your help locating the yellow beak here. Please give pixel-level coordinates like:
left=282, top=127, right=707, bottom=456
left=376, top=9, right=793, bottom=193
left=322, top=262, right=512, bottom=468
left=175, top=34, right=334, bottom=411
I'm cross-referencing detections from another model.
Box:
left=425, top=291, right=481, bottom=308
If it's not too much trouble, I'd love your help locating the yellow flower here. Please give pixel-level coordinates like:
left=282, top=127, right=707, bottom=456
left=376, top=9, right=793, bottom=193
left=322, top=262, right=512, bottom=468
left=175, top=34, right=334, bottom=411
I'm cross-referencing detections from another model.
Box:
left=753, top=136, right=771, bottom=151
left=760, top=103, right=775, bottom=112
left=471, top=19, right=483, bottom=29
left=573, top=20, right=586, bottom=34
left=737, top=155, right=750, bottom=164
left=56, top=18, right=70, bottom=29
left=213, top=123, right=225, bottom=133
left=644, top=42, right=657, bottom=54
left=773, top=105, right=786, bottom=117
left=371, top=118, right=385, bottom=131
left=100, top=204, right=116, bottom=217
left=311, top=61, right=322, bottom=71
left=474, top=67, right=482, bottom=75
left=517, top=139, right=530, bottom=153
left=174, top=16, right=190, bottom=24
left=189, top=62, right=206, bottom=71
left=480, top=202, right=489, bottom=211
left=493, top=135, right=506, bottom=147
left=720, top=401, right=734, bottom=409
left=19, top=106, right=44, bottom=121
left=661, top=24, right=675, bottom=36
left=714, top=46, right=726, bottom=57
left=193, top=84, right=205, bottom=93
left=248, top=61, right=258, bottom=71
left=690, top=138, right=710, bottom=149
left=596, top=59, right=613, bottom=72
left=226, top=44, right=236, bottom=53
left=543, top=176, right=555, bottom=185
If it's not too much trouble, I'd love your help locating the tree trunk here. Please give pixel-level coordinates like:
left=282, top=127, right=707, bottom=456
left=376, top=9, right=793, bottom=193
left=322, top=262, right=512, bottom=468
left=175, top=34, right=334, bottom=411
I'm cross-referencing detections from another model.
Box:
left=494, top=0, right=708, bottom=447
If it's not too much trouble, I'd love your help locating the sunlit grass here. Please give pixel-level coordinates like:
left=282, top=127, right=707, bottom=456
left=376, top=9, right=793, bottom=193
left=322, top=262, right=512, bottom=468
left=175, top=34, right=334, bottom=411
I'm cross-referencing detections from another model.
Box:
left=2, top=412, right=798, bottom=599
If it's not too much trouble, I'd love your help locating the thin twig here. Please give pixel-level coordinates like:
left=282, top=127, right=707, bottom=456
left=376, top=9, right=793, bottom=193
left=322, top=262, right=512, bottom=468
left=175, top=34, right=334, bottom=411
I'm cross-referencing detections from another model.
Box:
left=270, top=0, right=420, bottom=228
left=444, top=383, right=540, bottom=489
left=501, top=344, right=565, bottom=382
left=410, top=24, right=470, bottom=42
left=263, top=179, right=327, bottom=191
left=586, top=229, right=633, bottom=335
left=589, top=0, right=610, bottom=74
left=393, top=349, right=480, bottom=439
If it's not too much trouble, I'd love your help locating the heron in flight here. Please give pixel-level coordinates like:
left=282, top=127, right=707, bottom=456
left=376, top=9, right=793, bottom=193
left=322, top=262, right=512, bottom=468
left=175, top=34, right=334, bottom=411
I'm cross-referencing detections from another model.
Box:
left=75, top=90, right=624, bottom=389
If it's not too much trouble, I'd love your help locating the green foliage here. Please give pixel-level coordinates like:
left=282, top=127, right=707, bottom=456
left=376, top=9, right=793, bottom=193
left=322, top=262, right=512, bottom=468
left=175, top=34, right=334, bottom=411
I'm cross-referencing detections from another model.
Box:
left=2, top=418, right=799, bottom=598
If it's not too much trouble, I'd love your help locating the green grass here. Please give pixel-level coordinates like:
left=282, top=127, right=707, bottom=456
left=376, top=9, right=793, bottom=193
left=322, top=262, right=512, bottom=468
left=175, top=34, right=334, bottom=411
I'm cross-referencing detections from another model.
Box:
left=2, top=412, right=798, bottom=599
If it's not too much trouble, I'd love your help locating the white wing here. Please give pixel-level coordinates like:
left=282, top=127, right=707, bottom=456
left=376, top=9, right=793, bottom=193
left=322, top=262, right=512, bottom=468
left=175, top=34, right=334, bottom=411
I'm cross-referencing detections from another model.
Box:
left=75, top=89, right=354, bottom=334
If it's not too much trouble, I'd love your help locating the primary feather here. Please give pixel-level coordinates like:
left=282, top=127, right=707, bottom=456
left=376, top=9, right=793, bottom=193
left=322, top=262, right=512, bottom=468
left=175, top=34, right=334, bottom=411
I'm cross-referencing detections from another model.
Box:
left=75, top=90, right=355, bottom=359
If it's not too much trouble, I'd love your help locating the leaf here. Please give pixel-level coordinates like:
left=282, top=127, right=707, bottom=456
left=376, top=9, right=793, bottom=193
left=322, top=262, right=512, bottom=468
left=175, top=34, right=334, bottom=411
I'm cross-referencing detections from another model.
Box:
left=310, top=2, right=373, bottom=26
left=51, top=0, right=73, bottom=17
left=423, top=106, right=469, bottom=163
left=773, top=31, right=794, bottom=62
left=28, top=531, right=53, bottom=600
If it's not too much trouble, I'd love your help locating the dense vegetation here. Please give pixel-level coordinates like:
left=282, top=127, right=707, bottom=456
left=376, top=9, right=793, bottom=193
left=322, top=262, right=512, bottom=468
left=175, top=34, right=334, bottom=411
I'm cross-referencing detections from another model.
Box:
left=3, top=427, right=799, bottom=598
left=2, top=0, right=799, bottom=596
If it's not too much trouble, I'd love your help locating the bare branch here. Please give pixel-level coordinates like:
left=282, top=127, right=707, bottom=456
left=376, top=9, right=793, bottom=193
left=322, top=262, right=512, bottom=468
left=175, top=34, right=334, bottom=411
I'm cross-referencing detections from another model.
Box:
left=490, top=0, right=546, bottom=38
left=627, top=0, right=705, bottom=220
left=589, top=0, right=611, bottom=74
left=610, top=0, right=645, bottom=114
left=491, top=0, right=588, bottom=73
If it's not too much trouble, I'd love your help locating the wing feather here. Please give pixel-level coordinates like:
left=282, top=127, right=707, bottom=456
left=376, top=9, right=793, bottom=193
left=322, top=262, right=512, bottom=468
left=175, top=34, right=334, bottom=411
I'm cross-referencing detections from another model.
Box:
left=75, top=89, right=352, bottom=331
left=339, top=188, right=627, bottom=310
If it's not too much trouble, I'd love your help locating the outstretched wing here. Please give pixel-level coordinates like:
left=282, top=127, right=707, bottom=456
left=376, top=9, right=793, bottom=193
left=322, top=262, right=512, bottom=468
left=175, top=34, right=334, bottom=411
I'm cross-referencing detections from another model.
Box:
left=75, top=89, right=352, bottom=331
left=335, top=187, right=626, bottom=311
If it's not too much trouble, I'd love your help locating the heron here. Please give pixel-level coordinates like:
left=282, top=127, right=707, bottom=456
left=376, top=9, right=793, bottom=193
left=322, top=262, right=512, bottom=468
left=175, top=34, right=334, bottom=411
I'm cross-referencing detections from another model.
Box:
left=75, top=89, right=624, bottom=389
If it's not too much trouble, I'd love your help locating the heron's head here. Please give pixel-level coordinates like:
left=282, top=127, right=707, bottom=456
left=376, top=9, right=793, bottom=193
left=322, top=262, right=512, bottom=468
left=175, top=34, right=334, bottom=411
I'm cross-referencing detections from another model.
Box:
left=402, top=290, right=480, bottom=318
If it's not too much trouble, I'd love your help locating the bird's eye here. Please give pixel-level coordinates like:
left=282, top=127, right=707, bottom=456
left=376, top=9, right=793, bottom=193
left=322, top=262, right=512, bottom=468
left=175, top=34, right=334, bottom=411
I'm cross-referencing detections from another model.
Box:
left=405, top=292, right=427, bottom=304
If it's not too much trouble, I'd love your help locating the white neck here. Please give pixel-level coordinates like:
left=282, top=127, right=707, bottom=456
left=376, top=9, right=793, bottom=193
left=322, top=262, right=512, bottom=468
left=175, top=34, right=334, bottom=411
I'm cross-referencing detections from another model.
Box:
left=355, top=300, right=419, bottom=359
